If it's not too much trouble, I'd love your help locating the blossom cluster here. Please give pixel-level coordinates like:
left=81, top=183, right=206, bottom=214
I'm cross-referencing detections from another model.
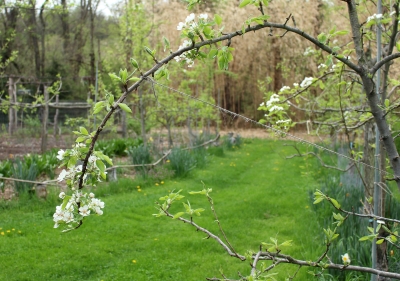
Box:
left=300, top=77, right=314, bottom=88
left=175, top=13, right=210, bottom=67
left=54, top=141, right=111, bottom=231
left=367, top=13, right=383, bottom=23
left=53, top=191, right=105, bottom=230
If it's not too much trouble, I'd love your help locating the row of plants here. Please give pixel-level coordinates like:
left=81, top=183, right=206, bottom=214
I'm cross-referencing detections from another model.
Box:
left=309, top=151, right=400, bottom=280
left=0, top=134, right=241, bottom=196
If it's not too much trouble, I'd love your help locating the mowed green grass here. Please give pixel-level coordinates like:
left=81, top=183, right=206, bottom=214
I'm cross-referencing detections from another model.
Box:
left=0, top=139, right=324, bottom=280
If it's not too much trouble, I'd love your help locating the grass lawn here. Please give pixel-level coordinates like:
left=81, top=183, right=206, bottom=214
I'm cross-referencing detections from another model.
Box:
left=0, top=139, right=324, bottom=280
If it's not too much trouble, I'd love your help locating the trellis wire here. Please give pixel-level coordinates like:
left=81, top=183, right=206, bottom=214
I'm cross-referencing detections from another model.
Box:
left=145, top=77, right=392, bottom=178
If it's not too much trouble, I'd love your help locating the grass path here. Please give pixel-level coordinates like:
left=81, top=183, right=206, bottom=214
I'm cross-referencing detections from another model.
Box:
left=0, top=139, right=323, bottom=280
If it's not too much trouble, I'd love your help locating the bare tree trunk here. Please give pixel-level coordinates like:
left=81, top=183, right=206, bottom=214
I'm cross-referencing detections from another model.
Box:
left=60, top=0, right=70, bottom=53
left=41, top=86, right=49, bottom=153
left=53, top=94, right=59, bottom=136
left=39, top=1, right=48, bottom=78
left=8, top=77, right=16, bottom=135
left=139, top=87, right=147, bottom=147
left=27, top=0, right=41, bottom=78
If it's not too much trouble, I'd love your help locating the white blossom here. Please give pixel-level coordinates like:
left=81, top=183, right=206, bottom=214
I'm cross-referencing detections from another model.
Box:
left=367, top=13, right=383, bottom=23
left=293, top=83, right=299, bottom=87
left=59, top=192, right=66, bottom=199
left=303, top=47, right=315, bottom=56
left=276, top=119, right=291, bottom=124
left=318, top=64, right=326, bottom=69
left=377, top=220, right=385, bottom=224
left=177, top=22, right=185, bottom=30
left=185, top=13, right=195, bottom=23
left=58, top=169, right=68, bottom=182
left=79, top=205, right=90, bottom=217
left=341, top=253, right=351, bottom=265
left=259, top=102, right=265, bottom=107
left=279, top=86, right=290, bottom=92
left=199, top=13, right=208, bottom=20
left=300, top=77, right=314, bottom=88
left=89, top=192, right=95, bottom=198
left=269, top=105, right=284, bottom=112
left=57, top=149, right=65, bottom=160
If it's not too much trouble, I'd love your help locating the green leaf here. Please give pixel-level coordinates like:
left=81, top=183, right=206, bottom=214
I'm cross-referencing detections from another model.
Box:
left=118, top=103, right=132, bottom=113
left=162, top=37, right=170, bottom=52
left=214, top=14, right=222, bottom=25
left=396, top=42, right=400, bottom=52
left=144, top=46, right=154, bottom=57
left=359, top=235, right=372, bottom=241
left=208, top=49, right=218, bottom=59
left=130, top=58, right=139, bottom=69
left=384, top=99, right=390, bottom=108
left=313, top=197, right=324, bottom=204
left=96, top=159, right=106, bottom=173
left=173, top=212, right=185, bottom=219
left=79, top=127, right=88, bottom=135
left=330, top=198, right=341, bottom=209
left=317, top=32, right=328, bottom=44
left=129, top=76, right=141, bottom=82
left=239, top=0, right=251, bottom=8
left=67, top=156, right=77, bottom=169
left=93, top=101, right=105, bottom=114
left=109, top=73, right=121, bottom=82
left=76, top=136, right=86, bottom=143
left=376, top=238, right=385, bottom=245
left=333, top=30, right=349, bottom=36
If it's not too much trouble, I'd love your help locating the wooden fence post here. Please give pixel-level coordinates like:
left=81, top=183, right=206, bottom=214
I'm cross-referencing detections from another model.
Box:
left=41, top=86, right=49, bottom=153
left=53, top=94, right=59, bottom=136
left=8, top=77, right=16, bottom=135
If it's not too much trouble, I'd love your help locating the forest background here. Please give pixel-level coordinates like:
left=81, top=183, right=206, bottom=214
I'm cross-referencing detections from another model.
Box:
left=0, top=0, right=349, bottom=131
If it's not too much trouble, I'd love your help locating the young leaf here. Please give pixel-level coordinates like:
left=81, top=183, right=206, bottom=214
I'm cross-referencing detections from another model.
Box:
left=96, top=159, right=106, bottom=173
left=130, top=58, right=139, bottom=69
left=118, top=103, right=132, bottom=113
left=214, top=14, right=222, bottom=25
left=79, top=126, right=88, bottom=135
left=330, top=198, right=341, bottom=209
left=109, top=73, right=121, bottom=82
left=239, top=0, right=251, bottom=8
left=162, top=37, right=170, bottom=52
left=173, top=212, right=185, bottom=219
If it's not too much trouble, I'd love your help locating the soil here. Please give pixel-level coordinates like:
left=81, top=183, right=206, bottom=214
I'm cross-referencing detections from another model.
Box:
left=0, top=129, right=326, bottom=161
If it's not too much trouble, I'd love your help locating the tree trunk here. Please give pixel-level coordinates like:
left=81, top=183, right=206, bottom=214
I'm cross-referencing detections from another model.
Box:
left=41, top=86, right=49, bottom=153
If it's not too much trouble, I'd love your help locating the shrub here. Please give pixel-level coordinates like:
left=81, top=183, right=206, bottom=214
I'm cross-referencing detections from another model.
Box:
left=128, top=144, right=152, bottom=177
left=11, top=159, right=39, bottom=194
left=168, top=148, right=196, bottom=178
left=95, top=138, right=143, bottom=157
left=191, top=147, right=207, bottom=169
left=223, top=133, right=242, bottom=150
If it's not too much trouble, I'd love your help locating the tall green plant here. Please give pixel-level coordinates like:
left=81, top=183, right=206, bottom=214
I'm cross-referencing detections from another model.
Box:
left=11, top=159, right=38, bottom=194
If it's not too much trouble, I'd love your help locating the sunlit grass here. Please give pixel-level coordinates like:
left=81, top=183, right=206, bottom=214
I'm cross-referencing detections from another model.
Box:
left=0, top=139, right=324, bottom=280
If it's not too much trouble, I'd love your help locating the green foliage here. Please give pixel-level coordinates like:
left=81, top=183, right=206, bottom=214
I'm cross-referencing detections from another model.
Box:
left=168, top=148, right=197, bottom=178
left=128, top=144, right=152, bottom=176
left=95, top=138, right=143, bottom=157
left=223, top=133, right=242, bottom=150
left=11, top=158, right=39, bottom=194
left=207, top=145, right=225, bottom=157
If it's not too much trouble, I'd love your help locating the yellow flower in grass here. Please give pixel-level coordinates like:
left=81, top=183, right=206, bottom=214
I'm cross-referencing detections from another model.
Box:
left=6, top=230, right=10, bottom=233
left=166, top=160, right=170, bottom=163
left=1, top=232, right=4, bottom=236
left=138, top=189, right=142, bottom=192
left=161, top=181, right=164, bottom=184
left=132, top=260, right=137, bottom=264
left=341, top=253, right=351, bottom=265
left=12, top=228, right=15, bottom=231
left=155, top=183, right=159, bottom=186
